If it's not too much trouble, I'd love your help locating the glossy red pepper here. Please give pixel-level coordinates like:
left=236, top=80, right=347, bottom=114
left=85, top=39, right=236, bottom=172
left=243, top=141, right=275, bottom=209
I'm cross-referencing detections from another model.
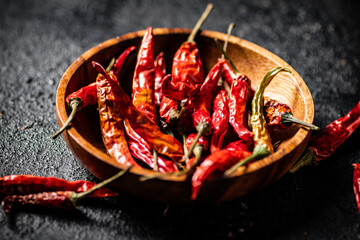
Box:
left=96, top=68, right=141, bottom=167
left=159, top=75, right=179, bottom=123
left=210, top=88, right=229, bottom=153
left=290, top=101, right=360, bottom=172
left=353, top=163, right=360, bottom=214
left=228, top=75, right=253, bottom=143
left=154, top=52, right=166, bottom=107
left=191, top=141, right=252, bottom=200
left=93, top=61, right=184, bottom=162
left=132, top=27, right=157, bottom=123
left=0, top=175, right=117, bottom=197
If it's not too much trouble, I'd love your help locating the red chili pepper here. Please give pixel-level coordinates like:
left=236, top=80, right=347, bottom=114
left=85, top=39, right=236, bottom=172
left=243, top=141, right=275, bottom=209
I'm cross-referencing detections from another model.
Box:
left=210, top=88, right=229, bottom=153
left=159, top=75, right=179, bottom=123
left=132, top=27, right=157, bottom=123
left=264, top=97, right=319, bottom=132
left=161, top=4, right=213, bottom=101
left=191, top=141, right=252, bottom=200
left=52, top=46, right=136, bottom=139
left=352, top=163, right=360, bottom=214
left=0, top=175, right=117, bottom=197
left=92, top=61, right=184, bottom=162
left=154, top=52, right=166, bottom=107
left=184, top=133, right=209, bottom=169
left=228, top=75, right=253, bottom=143
left=185, top=133, right=209, bottom=151
left=290, top=101, right=360, bottom=172
left=1, top=167, right=131, bottom=214
left=96, top=67, right=141, bottom=167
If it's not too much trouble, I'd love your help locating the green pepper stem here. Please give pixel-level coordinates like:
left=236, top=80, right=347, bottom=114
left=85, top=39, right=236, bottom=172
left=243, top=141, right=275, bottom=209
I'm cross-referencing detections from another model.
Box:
left=187, top=3, right=214, bottom=43
left=224, top=145, right=270, bottom=177
left=281, top=112, right=320, bottom=131
left=51, top=98, right=82, bottom=139
left=70, top=166, right=132, bottom=204
left=214, top=38, right=240, bottom=75
left=218, top=22, right=235, bottom=87
left=289, top=148, right=316, bottom=173
left=105, top=58, right=116, bottom=73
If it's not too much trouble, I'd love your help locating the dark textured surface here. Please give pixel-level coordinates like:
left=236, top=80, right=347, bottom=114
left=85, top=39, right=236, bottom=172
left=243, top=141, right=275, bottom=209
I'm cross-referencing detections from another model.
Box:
left=0, top=0, right=360, bottom=239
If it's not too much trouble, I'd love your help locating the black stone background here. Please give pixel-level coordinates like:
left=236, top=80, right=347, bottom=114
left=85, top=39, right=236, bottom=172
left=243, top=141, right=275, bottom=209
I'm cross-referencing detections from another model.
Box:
left=0, top=0, right=360, bottom=239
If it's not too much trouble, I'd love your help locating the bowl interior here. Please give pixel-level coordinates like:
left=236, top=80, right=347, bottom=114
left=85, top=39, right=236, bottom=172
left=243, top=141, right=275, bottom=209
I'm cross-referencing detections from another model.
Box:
left=56, top=28, right=314, bottom=202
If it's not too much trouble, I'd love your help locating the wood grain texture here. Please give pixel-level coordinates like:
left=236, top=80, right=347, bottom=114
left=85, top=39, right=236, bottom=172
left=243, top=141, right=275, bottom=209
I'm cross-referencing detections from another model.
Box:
left=55, top=28, right=314, bottom=203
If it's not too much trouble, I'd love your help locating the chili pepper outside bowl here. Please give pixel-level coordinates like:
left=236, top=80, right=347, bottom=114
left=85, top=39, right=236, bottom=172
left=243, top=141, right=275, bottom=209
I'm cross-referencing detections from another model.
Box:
left=55, top=28, right=314, bottom=203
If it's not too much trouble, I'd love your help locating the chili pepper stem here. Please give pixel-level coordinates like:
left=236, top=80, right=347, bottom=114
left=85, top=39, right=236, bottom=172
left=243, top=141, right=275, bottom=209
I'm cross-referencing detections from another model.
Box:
left=187, top=4, right=214, bottom=43
left=214, top=39, right=240, bottom=75
left=185, top=123, right=209, bottom=161
left=183, top=135, right=190, bottom=163
left=105, top=58, right=116, bottom=73
left=281, top=111, right=319, bottom=130
left=224, top=145, right=270, bottom=177
left=218, top=23, right=235, bottom=87
left=153, top=150, right=159, bottom=171
left=289, top=148, right=316, bottom=173
left=51, top=98, right=82, bottom=139
left=70, top=166, right=132, bottom=205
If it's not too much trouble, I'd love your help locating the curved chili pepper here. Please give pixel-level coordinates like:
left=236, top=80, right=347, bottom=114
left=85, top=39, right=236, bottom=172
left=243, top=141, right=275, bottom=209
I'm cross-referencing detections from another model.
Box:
left=96, top=67, right=140, bottom=167
left=264, top=97, right=319, bottom=132
left=154, top=52, right=166, bottom=107
left=162, top=4, right=213, bottom=101
left=52, top=46, right=136, bottom=139
left=191, top=140, right=252, bottom=200
left=228, top=75, right=253, bottom=143
left=2, top=167, right=131, bottom=214
left=132, top=27, right=157, bottom=123
left=92, top=61, right=184, bottom=162
left=210, top=89, right=229, bottom=153
left=159, top=75, right=179, bottom=123
left=0, top=175, right=117, bottom=197
left=353, top=163, right=360, bottom=214
left=290, top=101, right=360, bottom=172
left=225, top=67, right=292, bottom=177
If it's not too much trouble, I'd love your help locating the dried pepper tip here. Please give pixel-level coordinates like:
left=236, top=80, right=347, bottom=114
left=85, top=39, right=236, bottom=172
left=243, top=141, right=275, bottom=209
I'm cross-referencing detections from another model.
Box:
left=224, top=145, right=270, bottom=177
left=187, top=3, right=214, bottom=43
left=70, top=166, right=132, bottom=205
left=289, top=148, right=317, bottom=173
left=51, top=98, right=82, bottom=139
left=281, top=111, right=320, bottom=131
left=218, top=23, right=235, bottom=87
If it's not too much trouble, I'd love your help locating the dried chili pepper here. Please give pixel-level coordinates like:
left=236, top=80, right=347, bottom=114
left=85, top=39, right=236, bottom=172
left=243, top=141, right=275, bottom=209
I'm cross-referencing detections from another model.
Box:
left=264, top=97, right=319, bottom=132
left=184, top=133, right=208, bottom=170
left=0, top=175, right=117, bottom=197
left=52, top=46, right=136, bottom=139
left=132, top=27, right=157, bottom=123
left=92, top=61, right=184, bottom=162
left=185, top=60, right=225, bottom=161
left=191, top=140, right=252, bottom=200
left=210, top=89, right=229, bottom=153
left=159, top=75, right=179, bottom=123
left=2, top=167, right=131, bottom=214
left=225, top=67, right=292, bottom=177
left=154, top=52, right=166, bottom=107
left=352, top=163, right=360, bottom=214
left=96, top=63, right=141, bottom=167
left=290, top=101, right=360, bottom=172
left=162, top=4, right=213, bottom=101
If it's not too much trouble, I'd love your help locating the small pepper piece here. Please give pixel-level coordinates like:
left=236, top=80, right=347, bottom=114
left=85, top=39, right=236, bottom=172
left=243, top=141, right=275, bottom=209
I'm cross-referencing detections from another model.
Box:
left=352, top=163, right=360, bottom=215
left=52, top=46, right=136, bottom=139
left=92, top=61, right=184, bottom=162
left=225, top=67, right=292, bottom=177
left=210, top=88, right=229, bottom=153
left=1, top=167, right=131, bottom=214
left=264, top=97, right=319, bottom=131
left=132, top=27, right=157, bottom=123
left=191, top=140, right=252, bottom=200
left=290, top=101, right=360, bottom=172
left=162, top=4, right=213, bottom=101
left=0, top=175, right=117, bottom=197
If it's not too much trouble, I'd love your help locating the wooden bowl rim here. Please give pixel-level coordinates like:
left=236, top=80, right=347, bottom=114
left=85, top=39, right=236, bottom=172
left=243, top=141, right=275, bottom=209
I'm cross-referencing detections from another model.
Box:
left=56, top=27, right=314, bottom=181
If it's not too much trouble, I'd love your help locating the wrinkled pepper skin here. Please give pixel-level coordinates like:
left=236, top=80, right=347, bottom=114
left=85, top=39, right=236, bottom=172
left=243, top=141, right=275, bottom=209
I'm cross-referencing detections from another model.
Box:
left=210, top=88, right=229, bottom=153
left=154, top=52, right=166, bottom=107
left=93, top=62, right=184, bottom=162
left=96, top=72, right=140, bottom=167
left=228, top=75, right=253, bottom=143
left=264, top=97, right=292, bottom=131
left=0, top=175, right=117, bottom=197
left=222, top=60, right=237, bottom=86
left=132, top=27, right=157, bottom=123
left=162, top=42, right=204, bottom=101
left=159, top=75, right=179, bottom=123
left=192, top=59, right=225, bottom=134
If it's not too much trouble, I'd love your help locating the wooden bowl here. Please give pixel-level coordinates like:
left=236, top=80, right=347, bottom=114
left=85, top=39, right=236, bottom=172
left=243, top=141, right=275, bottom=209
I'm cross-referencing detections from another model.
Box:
left=55, top=28, right=314, bottom=203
